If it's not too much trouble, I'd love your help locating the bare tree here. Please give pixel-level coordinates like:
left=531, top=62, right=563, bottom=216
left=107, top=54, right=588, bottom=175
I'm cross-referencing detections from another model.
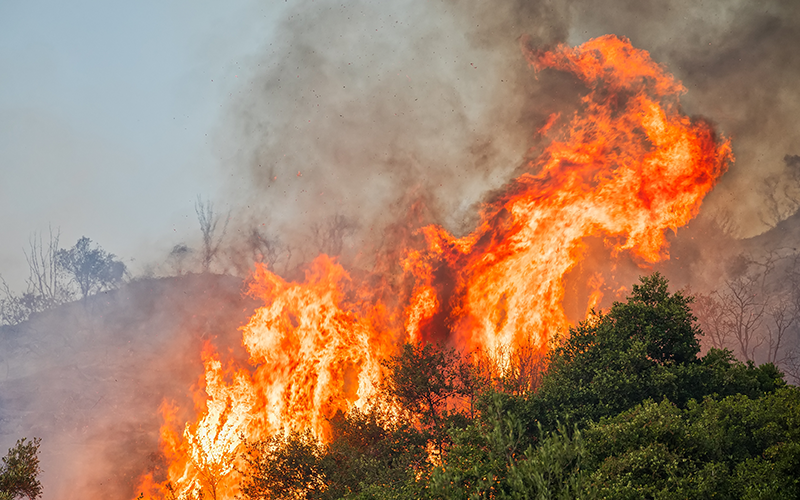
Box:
left=760, top=154, right=800, bottom=227
left=783, top=348, right=800, bottom=385
left=309, top=214, right=357, bottom=256
left=0, top=228, right=73, bottom=325
left=24, top=228, right=71, bottom=308
left=765, top=293, right=799, bottom=364
left=195, top=196, right=230, bottom=273
left=696, top=249, right=800, bottom=369
left=773, top=253, right=800, bottom=380
left=692, top=291, right=730, bottom=350
left=248, top=228, right=285, bottom=270
left=719, top=275, right=767, bottom=362
left=708, top=253, right=780, bottom=362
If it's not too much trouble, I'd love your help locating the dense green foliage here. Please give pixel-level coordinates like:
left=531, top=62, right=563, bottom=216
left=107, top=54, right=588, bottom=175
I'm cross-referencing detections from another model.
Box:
left=0, top=438, right=42, bottom=500
left=529, top=274, right=784, bottom=431
left=583, top=389, right=800, bottom=498
left=239, top=273, right=800, bottom=499
left=240, top=410, right=428, bottom=499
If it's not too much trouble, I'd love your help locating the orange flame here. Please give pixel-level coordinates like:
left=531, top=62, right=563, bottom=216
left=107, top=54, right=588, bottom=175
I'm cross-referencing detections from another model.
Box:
left=135, top=35, right=731, bottom=499
left=242, top=257, right=388, bottom=439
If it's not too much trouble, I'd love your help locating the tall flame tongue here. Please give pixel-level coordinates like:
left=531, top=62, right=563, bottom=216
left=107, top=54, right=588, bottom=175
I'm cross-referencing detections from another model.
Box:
left=136, top=35, right=731, bottom=499
left=405, top=34, right=731, bottom=365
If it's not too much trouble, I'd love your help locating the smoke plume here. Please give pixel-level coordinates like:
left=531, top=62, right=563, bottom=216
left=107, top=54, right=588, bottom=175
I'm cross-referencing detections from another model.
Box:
left=218, top=0, right=799, bottom=263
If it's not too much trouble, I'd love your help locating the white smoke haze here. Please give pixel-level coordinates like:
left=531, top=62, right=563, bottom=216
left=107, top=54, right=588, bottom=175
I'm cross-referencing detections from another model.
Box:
left=1, top=0, right=800, bottom=497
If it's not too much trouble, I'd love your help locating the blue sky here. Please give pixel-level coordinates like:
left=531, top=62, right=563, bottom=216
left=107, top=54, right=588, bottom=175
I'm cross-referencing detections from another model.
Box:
left=0, top=0, right=284, bottom=288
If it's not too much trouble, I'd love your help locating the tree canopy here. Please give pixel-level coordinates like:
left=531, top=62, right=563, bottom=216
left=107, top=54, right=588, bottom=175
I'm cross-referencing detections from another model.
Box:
left=145, top=273, right=800, bottom=500
left=57, top=237, right=126, bottom=300
left=0, top=438, right=42, bottom=500
left=529, top=273, right=784, bottom=429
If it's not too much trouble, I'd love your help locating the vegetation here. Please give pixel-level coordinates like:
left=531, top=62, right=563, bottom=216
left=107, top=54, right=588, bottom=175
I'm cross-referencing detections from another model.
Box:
left=237, top=273, right=800, bottom=500
left=0, top=438, right=42, bottom=500
left=692, top=250, right=800, bottom=382
left=0, top=231, right=126, bottom=325
left=57, top=236, right=126, bottom=300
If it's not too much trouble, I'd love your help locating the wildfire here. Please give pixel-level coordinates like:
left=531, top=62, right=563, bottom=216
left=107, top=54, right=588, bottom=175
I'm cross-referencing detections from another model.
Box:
left=135, top=35, right=731, bottom=499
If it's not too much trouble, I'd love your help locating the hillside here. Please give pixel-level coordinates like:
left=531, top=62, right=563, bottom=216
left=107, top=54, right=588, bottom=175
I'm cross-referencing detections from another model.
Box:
left=0, top=274, right=258, bottom=499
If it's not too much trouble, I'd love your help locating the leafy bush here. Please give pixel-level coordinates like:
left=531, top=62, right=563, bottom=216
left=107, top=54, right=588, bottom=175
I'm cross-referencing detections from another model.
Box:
left=238, top=274, right=800, bottom=500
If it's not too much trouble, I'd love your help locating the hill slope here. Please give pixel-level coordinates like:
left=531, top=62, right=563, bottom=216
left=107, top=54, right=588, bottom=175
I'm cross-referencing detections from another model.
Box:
left=0, top=274, right=258, bottom=499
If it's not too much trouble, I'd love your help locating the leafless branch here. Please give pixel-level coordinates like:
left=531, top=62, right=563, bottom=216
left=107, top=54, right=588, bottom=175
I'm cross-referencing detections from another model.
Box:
left=765, top=293, right=798, bottom=364
left=692, top=291, right=729, bottom=350
left=309, top=214, right=358, bottom=256
left=759, top=154, right=800, bottom=228
left=196, top=196, right=230, bottom=273
left=23, top=227, right=71, bottom=307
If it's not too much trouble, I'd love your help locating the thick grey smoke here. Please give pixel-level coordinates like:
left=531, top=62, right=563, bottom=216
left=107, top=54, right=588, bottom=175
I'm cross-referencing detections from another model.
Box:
left=216, top=0, right=579, bottom=270
left=217, top=0, right=800, bottom=266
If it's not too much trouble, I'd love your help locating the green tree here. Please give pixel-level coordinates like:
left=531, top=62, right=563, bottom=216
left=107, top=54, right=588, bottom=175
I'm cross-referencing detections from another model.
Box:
left=0, top=438, right=42, bottom=500
left=607, top=272, right=700, bottom=364
left=430, top=392, right=593, bottom=500
left=322, top=408, right=428, bottom=498
left=529, top=273, right=784, bottom=430
left=382, top=342, right=482, bottom=455
left=239, top=409, right=428, bottom=500
left=240, top=431, right=324, bottom=500
left=239, top=343, right=479, bottom=500
left=583, top=387, right=800, bottom=499
left=239, top=273, right=794, bottom=500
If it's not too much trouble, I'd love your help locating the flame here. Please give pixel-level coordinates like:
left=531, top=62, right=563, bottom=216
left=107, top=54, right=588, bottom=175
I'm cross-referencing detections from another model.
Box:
left=399, top=34, right=729, bottom=367
left=135, top=35, right=731, bottom=499
left=241, top=257, right=387, bottom=439
left=137, top=349, right=259, bottom=499
left=586, top=272, right=605, bottom=317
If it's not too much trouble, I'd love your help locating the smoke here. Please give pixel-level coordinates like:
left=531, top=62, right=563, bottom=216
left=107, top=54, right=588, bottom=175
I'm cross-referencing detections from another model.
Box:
left=214, top=0, right=579, bottom=268
left=204, top=0, right=800, bottom=352
left=214, top=0, right=799, bottom=271
left=566, top=0, right=800, bottom=237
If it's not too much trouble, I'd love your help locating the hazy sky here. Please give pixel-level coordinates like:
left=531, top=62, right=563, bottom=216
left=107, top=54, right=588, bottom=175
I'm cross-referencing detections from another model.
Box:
left=0, top=0, right=285, bottom=288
